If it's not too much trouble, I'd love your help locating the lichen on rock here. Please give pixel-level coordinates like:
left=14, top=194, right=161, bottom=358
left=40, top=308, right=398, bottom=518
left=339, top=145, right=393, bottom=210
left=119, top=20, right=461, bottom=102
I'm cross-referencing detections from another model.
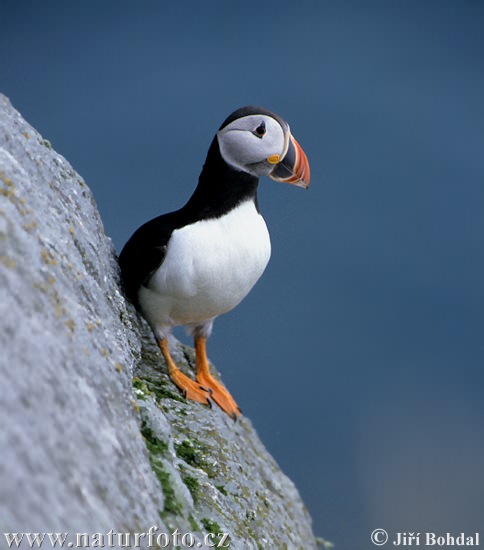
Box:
left=0, top=94, right=320, bottom=549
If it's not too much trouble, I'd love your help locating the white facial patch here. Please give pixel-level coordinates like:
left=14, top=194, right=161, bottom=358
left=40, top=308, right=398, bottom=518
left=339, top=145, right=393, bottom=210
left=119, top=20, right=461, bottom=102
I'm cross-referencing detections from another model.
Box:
left=217, top=114, right=286, bottom=176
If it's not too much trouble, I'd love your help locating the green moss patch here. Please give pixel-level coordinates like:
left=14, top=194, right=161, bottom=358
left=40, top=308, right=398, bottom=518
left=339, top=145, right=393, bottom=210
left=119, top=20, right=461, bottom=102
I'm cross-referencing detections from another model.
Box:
left=181, top=474, right=201, bottom=504
left=136, top=375, right=185, bottom=404
left=150, top=460, right=182, bottom=517
left=200, top=518, right=230, bottom=547
left=188, top=515, right=200, bottom=532
left=175, top=439, right=200, bottom=467
left=141, top=421, right=169, bottom=457
left=132, top=377, right=154, bottom=401
left=215, top=484, right=228, bottom=497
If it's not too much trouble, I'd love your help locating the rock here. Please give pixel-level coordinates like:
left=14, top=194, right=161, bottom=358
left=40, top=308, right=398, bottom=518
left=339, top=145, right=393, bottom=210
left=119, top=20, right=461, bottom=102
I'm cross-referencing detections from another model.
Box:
left=0, top=94, right=319, bottom=549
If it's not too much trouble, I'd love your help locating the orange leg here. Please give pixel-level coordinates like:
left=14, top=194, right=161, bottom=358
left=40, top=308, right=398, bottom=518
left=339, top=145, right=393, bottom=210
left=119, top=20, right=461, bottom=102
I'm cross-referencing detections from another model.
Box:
left=195, top=336, right=241, bottom=420
left=157, top=338, right=211, bottom=407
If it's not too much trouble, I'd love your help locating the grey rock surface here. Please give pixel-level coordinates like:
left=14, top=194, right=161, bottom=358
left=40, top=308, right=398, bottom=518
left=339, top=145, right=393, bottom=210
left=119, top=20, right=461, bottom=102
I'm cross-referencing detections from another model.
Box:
left=0, top=94, right=319, bottom=549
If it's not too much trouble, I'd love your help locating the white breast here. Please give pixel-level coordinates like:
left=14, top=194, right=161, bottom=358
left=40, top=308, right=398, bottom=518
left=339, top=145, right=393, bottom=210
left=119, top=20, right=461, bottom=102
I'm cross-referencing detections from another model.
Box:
left=138, top=199, right=271, bottom=331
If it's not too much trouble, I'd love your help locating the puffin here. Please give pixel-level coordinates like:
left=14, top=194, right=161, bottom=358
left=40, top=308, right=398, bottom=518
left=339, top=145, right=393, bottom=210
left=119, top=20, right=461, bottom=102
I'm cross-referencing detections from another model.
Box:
left=119, top=106, right=310, bottom=419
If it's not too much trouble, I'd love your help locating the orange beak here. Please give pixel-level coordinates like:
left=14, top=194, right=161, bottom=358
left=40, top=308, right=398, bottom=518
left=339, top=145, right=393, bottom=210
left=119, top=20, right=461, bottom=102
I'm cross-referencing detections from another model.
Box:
left=269, top=134, right=310, bottom=189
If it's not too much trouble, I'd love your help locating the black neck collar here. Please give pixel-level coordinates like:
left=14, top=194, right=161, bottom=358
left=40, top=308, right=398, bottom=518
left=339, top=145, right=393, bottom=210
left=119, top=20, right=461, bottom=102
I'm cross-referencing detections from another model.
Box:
left=182, top=136, right=260, bottom=221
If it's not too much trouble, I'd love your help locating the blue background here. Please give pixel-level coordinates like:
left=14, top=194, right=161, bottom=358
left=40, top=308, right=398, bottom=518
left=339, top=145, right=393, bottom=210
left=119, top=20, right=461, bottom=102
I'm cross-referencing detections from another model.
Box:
left=2, top=2, right=483, bottom=547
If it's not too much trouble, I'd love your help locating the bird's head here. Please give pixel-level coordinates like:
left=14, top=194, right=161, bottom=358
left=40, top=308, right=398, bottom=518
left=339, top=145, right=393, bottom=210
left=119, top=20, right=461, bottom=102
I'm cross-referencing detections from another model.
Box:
left=217, top=106, right=310, bottom=189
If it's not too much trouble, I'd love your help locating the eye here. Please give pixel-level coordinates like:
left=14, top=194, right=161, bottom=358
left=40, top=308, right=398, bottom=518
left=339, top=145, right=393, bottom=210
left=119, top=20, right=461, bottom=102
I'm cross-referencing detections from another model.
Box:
left=252, top=121, right=266, bottom=138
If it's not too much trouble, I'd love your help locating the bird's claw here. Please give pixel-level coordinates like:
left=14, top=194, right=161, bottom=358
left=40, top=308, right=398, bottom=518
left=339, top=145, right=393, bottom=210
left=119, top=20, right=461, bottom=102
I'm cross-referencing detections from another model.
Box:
left=168, top=369, right=214, bottom=408
left=196, top=373, right=241, bottom=419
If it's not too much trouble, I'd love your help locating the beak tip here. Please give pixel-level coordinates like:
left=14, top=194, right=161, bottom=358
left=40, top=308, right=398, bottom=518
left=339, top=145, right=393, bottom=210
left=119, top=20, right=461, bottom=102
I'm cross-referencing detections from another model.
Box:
left=269, top=134, right=310, bottom=190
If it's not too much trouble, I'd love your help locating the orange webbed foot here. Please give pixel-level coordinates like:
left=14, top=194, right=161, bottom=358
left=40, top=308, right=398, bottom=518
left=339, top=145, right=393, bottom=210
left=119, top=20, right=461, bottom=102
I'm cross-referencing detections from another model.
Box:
left=196, top=371, right=240, bottom=420
left=157, top=338, right=211, bottom=407
left=195, top=336, right=241, bottom=420
left=169, top=366, right=212, bottom=407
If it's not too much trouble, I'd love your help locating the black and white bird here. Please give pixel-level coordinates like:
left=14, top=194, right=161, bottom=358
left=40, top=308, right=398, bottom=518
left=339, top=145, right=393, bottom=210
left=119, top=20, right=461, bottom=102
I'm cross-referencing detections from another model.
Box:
left=119, top=106, right=310, bottom=419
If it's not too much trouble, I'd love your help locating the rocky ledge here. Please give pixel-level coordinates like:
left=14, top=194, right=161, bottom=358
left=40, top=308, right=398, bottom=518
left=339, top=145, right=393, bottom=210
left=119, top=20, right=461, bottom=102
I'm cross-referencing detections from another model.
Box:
left=0, top=94, right=322, bottom=549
